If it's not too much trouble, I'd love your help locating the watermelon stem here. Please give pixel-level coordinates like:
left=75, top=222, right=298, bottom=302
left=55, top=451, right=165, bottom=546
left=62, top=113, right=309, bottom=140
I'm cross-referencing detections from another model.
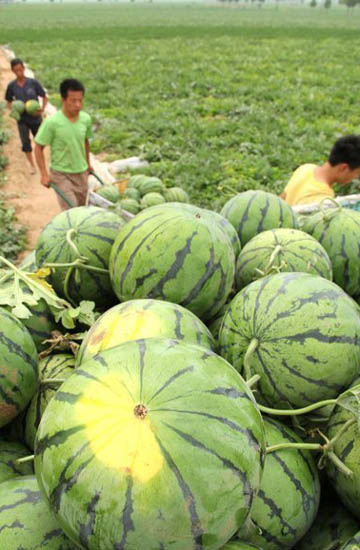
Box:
left=246, top=374, right=261, bottom=388
left=66, top=228, right=83, bottom=259
left=325, top=451, right=354, bottom=477
left=266, top=442, right=321, bottom=454
left=15, top=455, right=34, bottom=464
left=319, top=197, right=342, bottom=221
left=258, top=398, right=337, bottom=417
left=244, top=338, right=259, bottom=380
left=44, top=261, right=108, bottom=274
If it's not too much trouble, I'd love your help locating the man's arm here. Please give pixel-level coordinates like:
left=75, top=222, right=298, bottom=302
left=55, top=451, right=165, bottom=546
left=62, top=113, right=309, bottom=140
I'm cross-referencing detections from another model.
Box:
left=41, top=95, right=48, bottom=114
left=85, top=139, right=93, bottom=172
left=35, top=144, right=50, bottom=188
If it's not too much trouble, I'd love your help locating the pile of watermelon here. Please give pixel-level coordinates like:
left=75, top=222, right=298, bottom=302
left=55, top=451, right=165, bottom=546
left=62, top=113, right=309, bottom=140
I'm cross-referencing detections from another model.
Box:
left=1, top=191, right=360, bottom=549
left=96, top=173, right=190, bottom=214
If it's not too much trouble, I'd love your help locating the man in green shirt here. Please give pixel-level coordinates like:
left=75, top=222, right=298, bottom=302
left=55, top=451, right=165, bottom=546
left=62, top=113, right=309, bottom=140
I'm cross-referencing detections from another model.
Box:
left=35, top=78, right=92, bottom=210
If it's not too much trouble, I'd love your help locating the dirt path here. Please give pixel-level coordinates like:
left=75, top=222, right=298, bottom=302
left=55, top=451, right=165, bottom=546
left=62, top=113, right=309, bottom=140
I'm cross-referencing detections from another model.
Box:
left=0, top=49, right=61, bottom=261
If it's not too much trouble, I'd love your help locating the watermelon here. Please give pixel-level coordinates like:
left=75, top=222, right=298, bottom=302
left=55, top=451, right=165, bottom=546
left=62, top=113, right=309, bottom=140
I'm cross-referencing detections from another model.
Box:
left=207, top=302, right=230, bottom=342
left=137, top=176, right=165, bottom=196
left=341, top=532, right=360, bottom=549
left=24, top=354, right=75, bottom=450
left=325, top=391, right=360, bottom=520
left=220, top=190, right=298, bottom=246
left=219, top=272, right=360, bottom=409
left=149, top=202, right=241, bottom=258
left=0, top=476, right=73, bottom=549
left=118, top=198, right=141, bottom=214
left=164, top=186, right=190, bottom=203
left=222, top=542, right=263, bottom=550
left=295, top=487, right=359, bottom=550
left=122, top=187, right=141, bottom=201
left=35, top=338, right=265, bottom=550
left=235, top=228, right=332, bottom=290
left=0, top=440, right=34, bottom=482
left=127, top=174, right=150, bottom=189
left=35, top=206, right=124, bottom=309
left=237, top=416, right=320, bottom=550
left=76, top=298, right=215, bottom=366
left=0, top=307, right=38, bottom=427
left=109, top=204, right=235, bottom=321
left=25, top=99, right=41, bottom=115
left=95, top=184, right=120, bottom=203
left=302, top=206, right=360, bottom=299
left=140, top=191, right=166, bottom=209
left=10, top=100, right=25, bottom=121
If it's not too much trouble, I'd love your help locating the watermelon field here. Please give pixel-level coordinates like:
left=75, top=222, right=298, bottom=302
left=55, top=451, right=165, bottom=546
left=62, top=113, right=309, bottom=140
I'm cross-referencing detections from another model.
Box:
left=3, top=3, right=360, bottom=550
left=2, top=2, right=360, bottom=208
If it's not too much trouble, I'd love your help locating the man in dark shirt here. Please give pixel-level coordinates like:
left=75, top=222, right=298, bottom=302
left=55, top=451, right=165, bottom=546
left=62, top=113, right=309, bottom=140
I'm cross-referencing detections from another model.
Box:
left=5, top=58, right=47, bottom=174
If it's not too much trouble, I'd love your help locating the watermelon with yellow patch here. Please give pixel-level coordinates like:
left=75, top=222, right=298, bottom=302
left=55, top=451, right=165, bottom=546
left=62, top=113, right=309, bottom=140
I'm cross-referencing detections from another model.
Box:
left=35, top=338, right=265, bottom=550
left=76, top=298, right=215, bottom=366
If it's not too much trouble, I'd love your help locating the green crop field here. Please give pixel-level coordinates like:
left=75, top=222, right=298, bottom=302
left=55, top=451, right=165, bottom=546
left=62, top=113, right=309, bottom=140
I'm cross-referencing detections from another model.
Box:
left=1, top=2, right=360, bottom=208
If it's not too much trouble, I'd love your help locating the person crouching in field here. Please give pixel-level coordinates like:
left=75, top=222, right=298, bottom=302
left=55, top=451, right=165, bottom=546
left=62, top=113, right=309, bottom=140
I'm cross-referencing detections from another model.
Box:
left=281, top=135, right=360, bottom=206
left=5, top=58, right=47, bottom=174
left=35, top=78, right=92, bottom=210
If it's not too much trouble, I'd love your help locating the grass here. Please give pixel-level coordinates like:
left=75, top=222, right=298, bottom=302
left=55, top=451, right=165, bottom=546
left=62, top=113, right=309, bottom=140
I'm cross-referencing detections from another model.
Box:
left=2, top=3, right=360, bottom=208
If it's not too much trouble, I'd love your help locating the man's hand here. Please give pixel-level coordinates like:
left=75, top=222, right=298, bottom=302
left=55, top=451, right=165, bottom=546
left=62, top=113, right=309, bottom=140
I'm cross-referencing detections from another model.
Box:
left=40, top=173, right=51, bottom=188
left=87, top=165, right=94, bottom=174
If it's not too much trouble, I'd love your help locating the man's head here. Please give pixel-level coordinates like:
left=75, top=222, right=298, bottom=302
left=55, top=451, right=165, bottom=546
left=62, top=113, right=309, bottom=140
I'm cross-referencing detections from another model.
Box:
left=59, top=79, right=85, bottom=117
left=10, top=58, right=25, bottom=79
left=329, top=135, right=360, bottom=185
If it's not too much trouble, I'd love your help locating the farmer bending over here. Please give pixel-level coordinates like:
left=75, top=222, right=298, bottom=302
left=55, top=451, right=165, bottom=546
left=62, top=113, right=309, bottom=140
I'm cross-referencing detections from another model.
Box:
left=35, top=78, right=92, bottom=210
left=5, top=58, right=47, bottom=174
left=281, top=135, right=360, bottom=206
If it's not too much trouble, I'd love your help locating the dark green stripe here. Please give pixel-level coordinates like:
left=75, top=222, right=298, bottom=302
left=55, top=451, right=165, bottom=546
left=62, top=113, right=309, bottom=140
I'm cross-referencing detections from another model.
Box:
left=147, top=366, right=194, bottom=405
left=114, top=476, right=135, bottom=550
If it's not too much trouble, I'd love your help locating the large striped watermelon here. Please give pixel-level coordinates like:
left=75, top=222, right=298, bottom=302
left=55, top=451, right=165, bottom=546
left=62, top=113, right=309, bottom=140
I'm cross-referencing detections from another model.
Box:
left=149, top=202, right=241, bottom=258
left=220, top=191, right=298, bottom=246
left=35, top=206, right=124, bottom=309
left=76, top=298, right=215, bottom=366
left=25, top=354, right=75, bottom=450
left=295, top=487, right=359, bottom=550
left=0, top=307, right=38, bottom=427
left=237, top=417, right=320, bottom=549
left=302, top=206, right=360, bottom=299
left=0, top=476, right=73, bottom=549
left=110, top=204, right=235, bottom=321
left=219, top=272, right=360, bottom=409
left=235, top=228, right=332, bottom=290
left=35, top=338, right=265, bottom=550
left=0, top=440, right=34, bottom=482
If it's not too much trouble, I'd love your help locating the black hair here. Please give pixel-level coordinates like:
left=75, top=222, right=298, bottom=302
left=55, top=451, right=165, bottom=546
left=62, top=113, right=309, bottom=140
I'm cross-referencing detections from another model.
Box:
left=59, top=79, right=85, bottom=99
left=10, top=58, right=24, bottom=69
left=328, top=135, right=360, bottom=169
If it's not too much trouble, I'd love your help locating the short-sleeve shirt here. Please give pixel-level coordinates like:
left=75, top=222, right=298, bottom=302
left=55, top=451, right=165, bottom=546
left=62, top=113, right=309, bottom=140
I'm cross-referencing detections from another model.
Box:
left=5, top=78, right=46, bottom=124
left=35, top=110, right=92, bottom=174
left=283, top=164, right=335, bottom=206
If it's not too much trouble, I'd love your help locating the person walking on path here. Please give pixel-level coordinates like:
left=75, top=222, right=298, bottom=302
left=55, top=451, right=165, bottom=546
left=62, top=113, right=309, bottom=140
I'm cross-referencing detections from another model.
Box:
left=5, top=58, right=47, bottom=174
left=34, top=78, right=92, bottom=210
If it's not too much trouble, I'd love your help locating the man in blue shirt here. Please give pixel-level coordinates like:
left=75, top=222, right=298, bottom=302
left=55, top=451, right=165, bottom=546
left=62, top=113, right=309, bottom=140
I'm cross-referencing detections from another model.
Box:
left=5, top=58, right=47, bottom=174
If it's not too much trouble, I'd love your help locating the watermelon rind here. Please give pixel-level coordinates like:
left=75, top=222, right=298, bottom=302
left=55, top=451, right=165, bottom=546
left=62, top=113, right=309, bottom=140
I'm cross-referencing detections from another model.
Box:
left=0, top=307, right=38, bottom=427
left=35, top=206, right=124, bottom=309
left=219, top=272, right=360, bottom=409
left=118, top=198, right=141, bottom=214
left=96, top=184, right=120, bottom=203
left=76, top=298, right=215, bottom=366
left=0, top=440, right=34, bottom=482
left=25, top=99, right=41, bottom=115
left=164, top=186, right=190, bottom=203
left=220, top=190, right=298, bottom=246
left=35, top=338, right=265, bottom=550
left=0, top=476, right=73, bottom=549
left=237, top=416, right=320, bottom=550
left=109, top=204, right=235, bottom=321
left=235, top=227, right=332, bottom=290
left=140, top=191, right=166, bottom=209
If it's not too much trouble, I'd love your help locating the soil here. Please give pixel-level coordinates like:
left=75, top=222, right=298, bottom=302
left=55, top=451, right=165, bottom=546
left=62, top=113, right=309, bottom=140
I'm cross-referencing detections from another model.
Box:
left=0, top=48, right=61, bottom=261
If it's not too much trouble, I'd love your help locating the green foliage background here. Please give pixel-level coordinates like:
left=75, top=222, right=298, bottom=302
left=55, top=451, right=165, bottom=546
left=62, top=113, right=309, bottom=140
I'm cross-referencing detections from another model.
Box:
left=2, top=3, right=360, bottom=209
